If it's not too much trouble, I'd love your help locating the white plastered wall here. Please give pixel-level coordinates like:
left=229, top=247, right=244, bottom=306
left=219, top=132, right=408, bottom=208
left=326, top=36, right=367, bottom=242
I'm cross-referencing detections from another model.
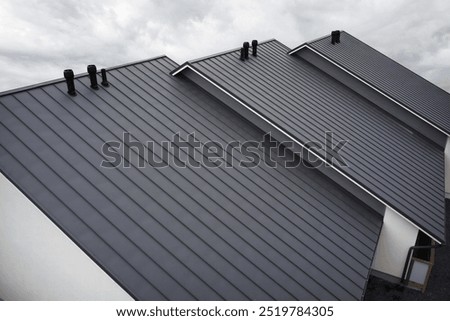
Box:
left=372, top=207, right=419, bottom=278
left=0, top=173, right=133, bottom=301
left=445, top=136, right=450, bottom=198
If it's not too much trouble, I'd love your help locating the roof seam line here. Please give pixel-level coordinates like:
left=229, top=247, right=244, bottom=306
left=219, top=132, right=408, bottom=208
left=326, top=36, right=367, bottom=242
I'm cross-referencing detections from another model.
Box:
left=289, top=44, right=450, bottom=137
left=179, top=64, right=442, bottom=244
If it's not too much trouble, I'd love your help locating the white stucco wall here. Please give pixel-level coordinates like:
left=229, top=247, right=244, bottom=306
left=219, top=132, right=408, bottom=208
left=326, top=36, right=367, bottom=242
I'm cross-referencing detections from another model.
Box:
left=445, top=136, right=450, bottom=198
left=0, top=173, right=133, bottom=301
left=372, top=207, right=419, bottom=278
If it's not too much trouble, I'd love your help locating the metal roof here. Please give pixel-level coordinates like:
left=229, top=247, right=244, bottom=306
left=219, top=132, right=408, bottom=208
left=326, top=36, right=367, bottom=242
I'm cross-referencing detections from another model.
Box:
left=293, top=31, right=450, bottom=135
left=184, top=40, right=446, bottom=243
left=0, top=56, right=382, bottom=300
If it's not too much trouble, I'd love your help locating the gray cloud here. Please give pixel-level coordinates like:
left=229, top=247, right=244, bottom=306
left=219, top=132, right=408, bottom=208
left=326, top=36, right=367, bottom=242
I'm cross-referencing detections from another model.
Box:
left=0, top=0, right=449, bottom=92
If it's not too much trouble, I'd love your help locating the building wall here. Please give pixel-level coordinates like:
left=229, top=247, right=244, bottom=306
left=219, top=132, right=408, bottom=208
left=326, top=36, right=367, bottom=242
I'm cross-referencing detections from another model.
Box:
left=445, top=136, right=450, bottom=198
left=0, top=173, right=133, bottom=301
left=372, top=207, right=419, bottom=278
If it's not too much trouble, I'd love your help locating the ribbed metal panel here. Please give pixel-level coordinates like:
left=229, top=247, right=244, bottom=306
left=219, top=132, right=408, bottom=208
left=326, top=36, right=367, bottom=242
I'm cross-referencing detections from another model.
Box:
left=0, top=57, right=381, bottom=300
left=308, top=31, right=450, bottom=135
left=190, top=40, right=445, bottom=242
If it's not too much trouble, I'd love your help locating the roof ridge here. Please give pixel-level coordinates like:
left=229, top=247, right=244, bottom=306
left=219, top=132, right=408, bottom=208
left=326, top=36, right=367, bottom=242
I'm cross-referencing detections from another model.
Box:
left=287, top=31, right=341, bottom=55
left=307, top=33, right=333, bottom=45
left=0, top=55, right=168, bottom=97
left=188, top=38, right=277, bottom=65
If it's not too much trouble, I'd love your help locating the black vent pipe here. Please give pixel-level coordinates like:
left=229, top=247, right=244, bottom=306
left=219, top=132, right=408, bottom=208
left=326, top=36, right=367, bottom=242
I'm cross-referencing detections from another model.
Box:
left=240, top=47, right=245, bottom=61
left=243, top=42, right=250, bottom=59
left=63, top=69, right=76, bottom=96
left=252, top=40, right=258, bottom=57
left=101, top=68, right=109, bottom=87
left=331, top=30, right=341, bottom=44
left=87, top=65, right=99, bottom=89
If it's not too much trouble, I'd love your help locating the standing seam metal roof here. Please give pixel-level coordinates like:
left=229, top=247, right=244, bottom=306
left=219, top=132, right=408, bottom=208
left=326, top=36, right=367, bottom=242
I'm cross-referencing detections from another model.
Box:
left=306, top=31, right=450, bottom=135
left=187, top=40, right=446, bottom=242
left=0, top=56, right=381, bottom=300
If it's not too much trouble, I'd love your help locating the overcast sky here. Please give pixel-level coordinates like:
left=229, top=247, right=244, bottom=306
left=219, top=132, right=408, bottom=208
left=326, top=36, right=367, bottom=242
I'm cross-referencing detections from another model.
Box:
left=0, top=0, right=449, bottom=92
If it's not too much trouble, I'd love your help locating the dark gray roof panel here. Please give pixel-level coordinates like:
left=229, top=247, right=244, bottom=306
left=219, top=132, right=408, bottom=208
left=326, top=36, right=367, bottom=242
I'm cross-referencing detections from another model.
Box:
left=307, top=31, right=450, bottom=134
left=190, top=40, right=446, bottom=242
left=0, top=57, right=382, bottom=300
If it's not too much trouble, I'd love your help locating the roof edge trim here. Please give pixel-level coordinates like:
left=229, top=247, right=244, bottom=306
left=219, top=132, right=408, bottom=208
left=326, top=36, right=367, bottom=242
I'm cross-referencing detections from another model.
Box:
left=175, top=63, right=444, bottom=244
left=171, top=62, right=191, bottom=76
left=287, top=42, right=307, bottom=55
left=361, top=220, right=384, bottom=299
left=289, top=44, right=450, bottom=137
left=287, top=31, right=340, bottom=54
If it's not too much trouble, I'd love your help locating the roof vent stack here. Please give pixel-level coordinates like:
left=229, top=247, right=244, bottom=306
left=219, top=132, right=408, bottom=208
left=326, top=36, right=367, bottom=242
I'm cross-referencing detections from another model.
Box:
left=243, top=42, right=250, bottom=59
left=240, top=47, right=245, bottom=61
left=331, top=30, right=341, bottom=45
left=63, top=69, right=76, bottom=96
left=252, top=40, right=258, bottom=57
left=101, top=68, right=109, bottom=87
left=87, top=65, right=99, bottom=89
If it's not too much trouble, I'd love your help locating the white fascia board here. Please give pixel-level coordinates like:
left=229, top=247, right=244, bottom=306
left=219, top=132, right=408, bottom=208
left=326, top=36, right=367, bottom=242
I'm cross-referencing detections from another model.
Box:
left=171, top=64, right=191, bottom=76
left=175, top=64, right=442, bottom=244
left=289, top=44, right=450, bottom=137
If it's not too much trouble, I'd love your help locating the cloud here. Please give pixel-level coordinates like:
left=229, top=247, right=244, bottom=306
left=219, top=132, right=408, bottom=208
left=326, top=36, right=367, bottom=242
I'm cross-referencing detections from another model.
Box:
left=0, top=0, right=449, bottom=92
